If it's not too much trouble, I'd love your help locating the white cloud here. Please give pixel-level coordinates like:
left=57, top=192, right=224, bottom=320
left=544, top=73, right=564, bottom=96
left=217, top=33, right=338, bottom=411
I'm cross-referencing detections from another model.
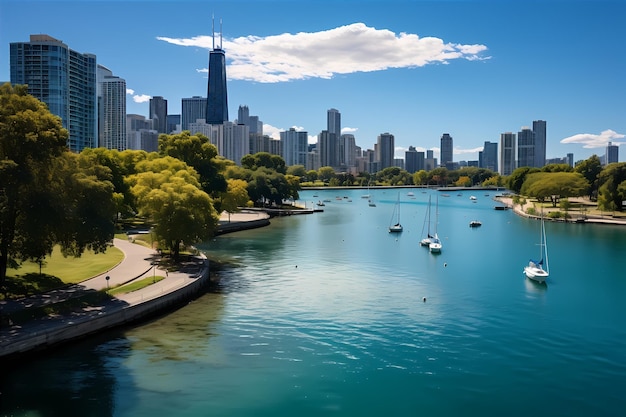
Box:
left=157, top=22, right=489, bottom=83
left=341, top=127, right=358, bottom=134
left=133, top=94, right=151, bottom=104
left=560, top=129, right=625, bottom=148
left=454, top=146, right=483, bottom=155
left=262, top=123, right=282, bottom=139
left=126, top=88, right=151, bottom=103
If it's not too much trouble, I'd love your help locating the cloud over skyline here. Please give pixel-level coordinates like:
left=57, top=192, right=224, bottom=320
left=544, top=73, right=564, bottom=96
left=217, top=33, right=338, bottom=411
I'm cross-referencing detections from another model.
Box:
left=560, top=129, right=625, bottom=149
left=157, top=23, right=489, bottom=83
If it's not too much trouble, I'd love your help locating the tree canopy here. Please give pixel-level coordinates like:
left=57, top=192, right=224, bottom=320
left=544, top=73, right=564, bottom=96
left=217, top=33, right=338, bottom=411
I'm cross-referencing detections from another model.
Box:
left=520, top=172, right=589, bottom=206
left=126, top=156, right=218, bottom=259
left=0, top=84, right=115, bottom=286
left=597, top=162, right=626, bottom=212
left=159, top=131, right=227, bottom=198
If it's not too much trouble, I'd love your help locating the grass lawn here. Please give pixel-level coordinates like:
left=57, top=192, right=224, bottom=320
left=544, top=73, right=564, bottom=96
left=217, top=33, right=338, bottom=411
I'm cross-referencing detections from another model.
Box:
left=7, top=245, right=124, bottom=285
left=108, top=275, right=165, bottom=296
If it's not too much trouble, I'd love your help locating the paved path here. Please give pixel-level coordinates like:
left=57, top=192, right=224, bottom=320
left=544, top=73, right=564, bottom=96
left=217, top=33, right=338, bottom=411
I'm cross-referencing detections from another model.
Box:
left=0, top=210, right=271, bottom=357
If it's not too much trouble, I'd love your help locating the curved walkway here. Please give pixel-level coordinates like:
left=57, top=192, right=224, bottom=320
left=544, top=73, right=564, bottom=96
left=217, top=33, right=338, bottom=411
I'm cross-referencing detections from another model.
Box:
left=0, top=239, right=207, bottom=359
left=0, top=211, right=271, bottom=360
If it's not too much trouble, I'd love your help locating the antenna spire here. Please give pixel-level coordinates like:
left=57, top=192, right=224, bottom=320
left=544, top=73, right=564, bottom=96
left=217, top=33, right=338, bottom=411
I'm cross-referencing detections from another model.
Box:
left=212, top=14, right=215, bottom=50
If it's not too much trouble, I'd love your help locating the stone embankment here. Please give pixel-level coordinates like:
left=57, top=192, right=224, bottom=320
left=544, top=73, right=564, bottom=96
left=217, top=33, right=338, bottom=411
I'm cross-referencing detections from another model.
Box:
left=0, top=210, right=274, bottom=361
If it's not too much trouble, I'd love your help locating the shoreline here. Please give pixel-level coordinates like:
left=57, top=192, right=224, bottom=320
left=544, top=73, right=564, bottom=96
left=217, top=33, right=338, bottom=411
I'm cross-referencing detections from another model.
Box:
left=0, top=210, right=274, bottom=362
left=494, top=196, right=626, bottom=226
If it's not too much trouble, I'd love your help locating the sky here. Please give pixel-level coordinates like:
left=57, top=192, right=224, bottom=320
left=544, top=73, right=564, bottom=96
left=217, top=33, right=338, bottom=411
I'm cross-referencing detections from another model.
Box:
left=1, top=0, right=625, bottom=163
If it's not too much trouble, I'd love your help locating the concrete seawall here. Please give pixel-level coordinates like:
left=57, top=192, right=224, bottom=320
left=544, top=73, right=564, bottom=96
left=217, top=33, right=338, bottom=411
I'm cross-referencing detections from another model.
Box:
left=0, top=260, right=211, bottom=360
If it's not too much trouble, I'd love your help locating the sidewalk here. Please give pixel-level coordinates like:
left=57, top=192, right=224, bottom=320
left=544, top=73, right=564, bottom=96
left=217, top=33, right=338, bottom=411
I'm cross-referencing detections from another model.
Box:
left=0, top=210, right=273, bottom=360
left=0, top=240, right=208, bottom=359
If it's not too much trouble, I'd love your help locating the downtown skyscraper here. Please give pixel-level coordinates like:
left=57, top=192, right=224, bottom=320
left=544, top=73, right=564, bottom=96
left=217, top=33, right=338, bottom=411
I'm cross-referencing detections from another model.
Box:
left=10, top=34, right=97, bottom=152
left=206, top=19, right=228, bottom=125
left=440, top=133, right=453, bottom=169
left=97, top=65, right=126, bottom=150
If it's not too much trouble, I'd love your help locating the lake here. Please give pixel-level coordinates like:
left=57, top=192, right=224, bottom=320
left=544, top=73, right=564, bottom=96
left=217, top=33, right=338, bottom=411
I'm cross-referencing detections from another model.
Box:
left=3, top=188, right=626, bottom=417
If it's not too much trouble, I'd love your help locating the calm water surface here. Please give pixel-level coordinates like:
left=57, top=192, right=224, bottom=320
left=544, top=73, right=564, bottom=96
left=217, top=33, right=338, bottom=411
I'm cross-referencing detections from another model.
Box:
left=3, top=188, right=626, bottom=416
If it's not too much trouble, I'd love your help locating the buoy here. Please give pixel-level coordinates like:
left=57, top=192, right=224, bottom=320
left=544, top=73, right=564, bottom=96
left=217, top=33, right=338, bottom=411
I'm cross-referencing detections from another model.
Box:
left=423, top=297, right=427, bottom=302
left=444, top=263, right=447, bottom=267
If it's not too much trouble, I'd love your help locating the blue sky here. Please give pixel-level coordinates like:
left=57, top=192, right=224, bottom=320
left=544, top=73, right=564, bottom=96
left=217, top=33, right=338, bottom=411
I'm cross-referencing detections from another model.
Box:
left=1, top=0, right=624, bottom=163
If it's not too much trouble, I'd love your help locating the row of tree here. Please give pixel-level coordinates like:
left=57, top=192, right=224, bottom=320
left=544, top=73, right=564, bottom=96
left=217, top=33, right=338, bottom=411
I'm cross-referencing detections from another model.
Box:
left=0, top=84, right=296, bottom=287
left=2, top=83, right=624, bottom=288
left=505, top=158, right=626, bottom=210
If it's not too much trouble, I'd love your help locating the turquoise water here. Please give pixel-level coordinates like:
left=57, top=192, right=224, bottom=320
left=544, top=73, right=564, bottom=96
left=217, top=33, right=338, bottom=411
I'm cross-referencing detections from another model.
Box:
left=3, top=188, right=626, bottom=416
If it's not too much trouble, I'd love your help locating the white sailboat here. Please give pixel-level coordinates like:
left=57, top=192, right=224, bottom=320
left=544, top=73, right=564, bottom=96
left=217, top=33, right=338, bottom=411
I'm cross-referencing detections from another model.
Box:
left=361, top=181, right=371, bottom=199
left=420, top=195, right=434, bottom=246
left=389, top=192, right=403, bottom=233
left=429, top=195, right=442, bottom=253
left=524, top=214, right=549, bottom=283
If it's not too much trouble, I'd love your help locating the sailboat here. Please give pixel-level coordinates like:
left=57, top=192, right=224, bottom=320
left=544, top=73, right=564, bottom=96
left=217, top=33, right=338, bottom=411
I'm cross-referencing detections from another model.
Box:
left=524, top=213, right=549, bottom=283
left=429, top=195, right=442, bottom=253
left=361, top=181, right=371, bottom=199
left=420, top=195, right=434, bottom=247
left=389, top=192, right=403, bottom=233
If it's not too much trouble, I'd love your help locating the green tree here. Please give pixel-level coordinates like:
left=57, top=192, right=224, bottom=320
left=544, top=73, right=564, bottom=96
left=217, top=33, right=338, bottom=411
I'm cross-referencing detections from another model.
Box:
left=428, top=167, right=449, bottom=187
left=542, top=163, right=573, bottom=173
left=159, top=131, right=227, bottom=197
left=80, top=148, right=135, bottom=218
left=241, top=152, right=287, bottom=174
left=318, top=166, right=335, bottom=183
left=127, top=156, right=218, bottom=259
left=455, top=175, right=472, bottom=187
left=520, top=172, right=589, bottom=207
left=507, top=167, right=540, bottom=194
left=413, top=170, right=428, bottom=186
left=286, top=165, right=307, bottom=179
left=0, top=84, right=115, bottom=286
left=597, top=162, right=626, bottom=212
left=221, top=179, right=251, bottom=222
left=482, top=175, right=503, bottom=187
left=306, top=170, right=319, bottom=182
left=574, top=154, right=603, bottom=199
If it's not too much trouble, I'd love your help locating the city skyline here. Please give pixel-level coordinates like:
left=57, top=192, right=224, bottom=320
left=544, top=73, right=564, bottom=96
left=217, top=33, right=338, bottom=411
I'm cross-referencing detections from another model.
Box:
left=1, top=0, right=624, bottom=163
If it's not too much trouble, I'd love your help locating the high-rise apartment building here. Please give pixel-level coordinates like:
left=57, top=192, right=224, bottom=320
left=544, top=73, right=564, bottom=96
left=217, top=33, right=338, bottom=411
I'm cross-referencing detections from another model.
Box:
left=97, top=65, right=126, bottom=150
left=10, top=34, right=97, bottom=152
left=405, top=146, right=419, bottom=173
left=181, top=96, right=207, bottom=132
left=318, top=130, right=339, bottom=168
left=126, top=114, right=157, bottom=152
left=500, top=132, right=516, bottom=176
left=327, top=108, right=341, bottom=136
left=533, top=120, right=547, bottom=168
left=425, top=149, right=437, bottom=171
left=606, top=142, right=619, bottom=165
left=340, top=134, right=357, bottom=170
left=440, top=133, right=453, bottom=169
left=206, top=20, right=228, bottom=124
left=480, top=141, right=498, bottom=172
left=280, top=128, right=308, bottom=167
left=149, top=96, right=168, bottom=134
left=376, top=132, right=395, bottom=170
left=517, top=127, right=535, bottom=168
left=167, top=114, right=181, bottom=134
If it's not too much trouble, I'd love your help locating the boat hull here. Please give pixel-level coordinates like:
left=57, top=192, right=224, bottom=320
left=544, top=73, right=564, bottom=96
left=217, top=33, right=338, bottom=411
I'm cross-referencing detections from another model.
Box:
left=524, top=266, right=548, bottom=283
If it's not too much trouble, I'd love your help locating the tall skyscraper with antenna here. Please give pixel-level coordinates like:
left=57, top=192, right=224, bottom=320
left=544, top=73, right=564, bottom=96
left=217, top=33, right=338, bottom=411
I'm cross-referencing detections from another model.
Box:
left=206, top=18, right=228, bottom=124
